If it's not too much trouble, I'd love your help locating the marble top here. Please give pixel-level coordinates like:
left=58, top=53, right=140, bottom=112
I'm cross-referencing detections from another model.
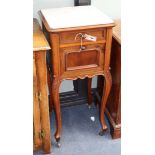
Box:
left=40, top=6, right=114, bottom=29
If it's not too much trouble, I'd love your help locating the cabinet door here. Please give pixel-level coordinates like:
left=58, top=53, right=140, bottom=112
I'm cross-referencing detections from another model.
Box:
left=65, top=48, right=100, bottom=70
left=33, top=56, right=42, bottom=150
left=60, top=44, right=105, bottom=77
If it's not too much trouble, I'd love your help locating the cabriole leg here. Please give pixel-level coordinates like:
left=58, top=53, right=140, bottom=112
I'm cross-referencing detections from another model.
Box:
left=99, top=70, right=112, bottom=136
left=51, top=77, right=61, bottom=147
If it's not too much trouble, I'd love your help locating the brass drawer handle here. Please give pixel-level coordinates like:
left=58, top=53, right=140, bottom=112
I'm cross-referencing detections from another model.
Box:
left=75, top=33, right=85, bottom=51
left=75, top=33, right=97, bottom=51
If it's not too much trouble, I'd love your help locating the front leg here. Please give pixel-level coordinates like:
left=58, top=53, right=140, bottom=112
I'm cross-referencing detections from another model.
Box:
left=51, top=76, right=61, bottom=147
left=99, top=70, right=112, bottom=136
left=87, top=78, right=93, bottom=107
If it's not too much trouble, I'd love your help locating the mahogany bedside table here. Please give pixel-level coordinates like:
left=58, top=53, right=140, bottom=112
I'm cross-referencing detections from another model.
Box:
left=33, top=18, right=51, bottom=153
left=40, top=6, right=115, bottom=146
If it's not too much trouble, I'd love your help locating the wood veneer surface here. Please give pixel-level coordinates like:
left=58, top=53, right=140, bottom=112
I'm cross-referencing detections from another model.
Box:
left=113, top=19, right=121, bottom=44
left=33, top=18, right=50, bottom=51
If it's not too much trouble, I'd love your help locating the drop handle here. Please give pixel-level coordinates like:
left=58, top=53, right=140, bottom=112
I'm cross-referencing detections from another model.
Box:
left=75, top=33, right=86, bottom=51
left=80, top=45, right=86, bottom=50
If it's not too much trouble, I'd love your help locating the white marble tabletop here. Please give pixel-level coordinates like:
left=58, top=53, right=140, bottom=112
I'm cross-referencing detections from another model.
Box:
left=40, top=6, right=114, bottom=29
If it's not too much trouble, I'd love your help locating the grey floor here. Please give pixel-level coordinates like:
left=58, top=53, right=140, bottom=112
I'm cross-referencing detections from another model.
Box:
left=34, top=104, right=121, bottom=155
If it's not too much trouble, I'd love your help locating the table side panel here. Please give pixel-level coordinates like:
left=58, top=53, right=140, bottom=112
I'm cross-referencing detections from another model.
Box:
left=34, top=51, right=51, bottom=153
left=33, top=54, right=42, bottom=150
left=107, top=38, right=121, bottom=124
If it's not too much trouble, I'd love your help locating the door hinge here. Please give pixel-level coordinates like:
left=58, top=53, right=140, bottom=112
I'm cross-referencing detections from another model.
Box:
left=39, top=129, right=45, bottom=139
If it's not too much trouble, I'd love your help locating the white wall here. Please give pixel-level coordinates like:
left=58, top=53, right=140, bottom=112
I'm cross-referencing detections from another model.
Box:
left=33, top=0, right=120, bottom=92
left=33, top=0, right=74, bottom=23
left=33, top=0, right=121, bottom=27
left=33, top=0, right=74, bottom=92
left=92, top=0, right=121, bottom=19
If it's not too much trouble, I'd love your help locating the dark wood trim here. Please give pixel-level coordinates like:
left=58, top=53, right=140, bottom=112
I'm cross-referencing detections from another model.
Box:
left=95, top=91, right=121, bottom=139
left=105, top=108, right=121, bottom=139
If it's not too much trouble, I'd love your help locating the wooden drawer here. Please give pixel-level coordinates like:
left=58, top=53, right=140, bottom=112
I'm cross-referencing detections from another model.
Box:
left=60, top=44, right=105, bottom=75
left=59, top=28, right=106, bottom=45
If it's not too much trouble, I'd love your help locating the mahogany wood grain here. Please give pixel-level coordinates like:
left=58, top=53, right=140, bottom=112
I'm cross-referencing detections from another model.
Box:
left=65, top=49, right=99, bottom=70
left=59, top=28, right=106, bottom=44
left=59, top=44, right=105, bottom=78
left=50, top=33, right=62, bottom=144
left=99, top=28, right=113, bottom=133
left=41, top=13, right=114, bottom=144
left=60, top=40, right=106, bottom=48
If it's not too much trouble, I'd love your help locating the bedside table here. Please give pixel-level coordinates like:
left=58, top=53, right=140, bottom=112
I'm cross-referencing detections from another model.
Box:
left=40, top=6, right=115, bottom=146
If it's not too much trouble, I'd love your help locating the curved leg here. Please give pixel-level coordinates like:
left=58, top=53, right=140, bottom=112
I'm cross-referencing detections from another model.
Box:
left=99, top=70, right=112, bottom=136
left=51, top=76, right=61, bottom=147
left=87, top=78, right=93, bottom=108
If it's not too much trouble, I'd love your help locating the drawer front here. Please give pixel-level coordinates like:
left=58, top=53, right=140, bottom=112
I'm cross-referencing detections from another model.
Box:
left=60, top=28, right=106, bottom=45
left=60, top=44, right=105, bottom=75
